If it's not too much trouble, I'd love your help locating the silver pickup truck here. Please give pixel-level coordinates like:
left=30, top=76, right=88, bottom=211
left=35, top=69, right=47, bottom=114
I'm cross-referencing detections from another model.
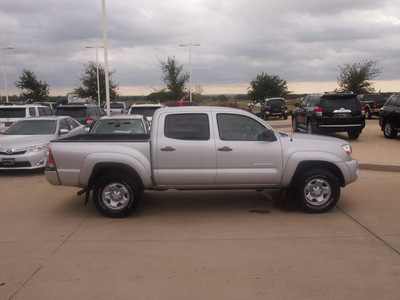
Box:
left=45, top=106, right=358, bottom=217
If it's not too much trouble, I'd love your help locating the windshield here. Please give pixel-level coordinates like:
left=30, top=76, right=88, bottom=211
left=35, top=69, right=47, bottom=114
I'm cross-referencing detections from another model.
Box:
left=91, top=119, right=145, bottom=134
left=55, top=107, right=87, bottom=118
left=129, top=107, right=160, bottom=117
left=109, top=103, right=125, bottom=109
left=5, top=120, right=57, bottom=135
left=322, top=98, right=359, bottom=109
left=0, top=108, right=26, bottom=118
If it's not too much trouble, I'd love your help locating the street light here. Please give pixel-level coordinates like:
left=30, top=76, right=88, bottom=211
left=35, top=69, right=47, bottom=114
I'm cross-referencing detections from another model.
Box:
left=1, top=46, right=14, bottom=103
left=102, top=0, right=111, bottom=116
left=86, top=45, right=104, bottom=106
left=179, top=43, right=201, bottom=102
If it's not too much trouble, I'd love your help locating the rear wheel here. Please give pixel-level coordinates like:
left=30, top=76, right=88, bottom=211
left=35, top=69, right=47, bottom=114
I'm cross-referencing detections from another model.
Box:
left=383, top=121, right=398, bottom=139
left=292, top=117, right=299, bottom=132
left=93, top=173, right=141, bottom=218
left=307, top=120, right=314, bottom=134
left=348, top=131, right=360, bottom=140
left=365, top=108, right=372, bottom=119
left=293, top=169, right=340, bottom=213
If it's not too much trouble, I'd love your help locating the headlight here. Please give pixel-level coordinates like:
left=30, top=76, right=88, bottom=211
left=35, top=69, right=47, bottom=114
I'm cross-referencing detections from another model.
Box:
left=28, top=143, right=49, bottom=152
left=342, top=144, right=352, bottom=157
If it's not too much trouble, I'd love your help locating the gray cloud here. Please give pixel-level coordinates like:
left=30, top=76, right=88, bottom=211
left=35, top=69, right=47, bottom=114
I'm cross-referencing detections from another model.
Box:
left=1, top=0, right=399, bottom=96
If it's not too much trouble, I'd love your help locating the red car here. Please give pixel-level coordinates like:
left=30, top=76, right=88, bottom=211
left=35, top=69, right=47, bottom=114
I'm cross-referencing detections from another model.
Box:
left=167, top=101, right=199, bottom=107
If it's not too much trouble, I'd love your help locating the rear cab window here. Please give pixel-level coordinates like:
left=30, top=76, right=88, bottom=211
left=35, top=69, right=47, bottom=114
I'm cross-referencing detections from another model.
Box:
left=0, top=108, right=26, bottom=118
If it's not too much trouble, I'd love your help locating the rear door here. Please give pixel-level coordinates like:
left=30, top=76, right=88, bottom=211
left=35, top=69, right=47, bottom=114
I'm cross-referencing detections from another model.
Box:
left=153, top=112, right=217, bottom=186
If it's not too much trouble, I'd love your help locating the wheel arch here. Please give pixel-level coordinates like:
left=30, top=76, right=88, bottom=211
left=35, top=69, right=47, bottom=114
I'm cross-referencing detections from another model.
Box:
left=88, top=162, right=145, bottom=191
left=290, top=161, right=345, bottom=188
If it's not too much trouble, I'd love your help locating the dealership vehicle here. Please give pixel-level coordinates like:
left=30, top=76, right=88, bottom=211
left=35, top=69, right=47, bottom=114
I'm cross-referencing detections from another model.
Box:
left=0, top=105, right=53, bottom=133
left=379, top=93, right=400, bottom=139
left=54, top=104, right=105, bottom=128
left=90, top=115, right=150, bottom=134
left=0, top=116, right=86, bottom=169
left=261, top=97, right=288, bottom=120
left=292, top=93, right=365, bottom=140
left=46, top=106, right=358, bottom=218
left=103, top=102, right=128, bottom=115
left=128, top=103, right=164, bottom=124
left=357, top=94, right=386, bottom=119
left=167, top=101, right=199, bottom=107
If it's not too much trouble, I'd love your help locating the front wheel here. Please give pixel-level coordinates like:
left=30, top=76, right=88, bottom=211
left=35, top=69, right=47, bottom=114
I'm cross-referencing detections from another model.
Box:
left=293, top=169, right=340, bottom=213
left=93, top=173, right=141, bottom=218
left=383, top=121, right=398, bottom=139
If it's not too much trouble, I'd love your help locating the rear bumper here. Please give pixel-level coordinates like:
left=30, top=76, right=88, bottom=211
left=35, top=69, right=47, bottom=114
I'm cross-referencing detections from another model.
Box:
left=45, top=168, right=62, bottom=185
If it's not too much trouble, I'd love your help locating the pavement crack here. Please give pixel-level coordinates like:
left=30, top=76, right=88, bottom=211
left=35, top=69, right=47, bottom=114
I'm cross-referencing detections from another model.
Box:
left=9, top=209, right=94, bottom=299
left=337, top=205, right=400, bottom=256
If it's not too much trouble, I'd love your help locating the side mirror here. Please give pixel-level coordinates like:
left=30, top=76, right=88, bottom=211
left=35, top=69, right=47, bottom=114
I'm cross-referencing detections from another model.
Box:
left=59, top=128, right=69, bottom=135
left=261, top=129, right=277, bottom=141
left=85, top=127, right=91, bottom=133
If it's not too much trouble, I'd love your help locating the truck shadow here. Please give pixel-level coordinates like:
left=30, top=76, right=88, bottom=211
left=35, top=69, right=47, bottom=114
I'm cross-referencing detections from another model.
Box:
left=137, top=189, right=300, bottom=216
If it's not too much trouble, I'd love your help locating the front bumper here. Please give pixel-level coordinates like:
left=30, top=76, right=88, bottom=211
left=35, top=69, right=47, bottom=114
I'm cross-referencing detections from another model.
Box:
left=0, top=150, right=48, bottom=170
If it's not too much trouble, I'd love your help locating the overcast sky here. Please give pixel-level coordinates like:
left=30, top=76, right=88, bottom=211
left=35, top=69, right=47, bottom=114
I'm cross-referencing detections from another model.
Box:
left=1, top=0, right=399, bottom=97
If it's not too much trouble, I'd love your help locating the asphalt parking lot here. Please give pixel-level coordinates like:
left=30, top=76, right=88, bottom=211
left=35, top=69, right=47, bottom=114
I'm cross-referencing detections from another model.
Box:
left=1, top=118, right=399, bottom=300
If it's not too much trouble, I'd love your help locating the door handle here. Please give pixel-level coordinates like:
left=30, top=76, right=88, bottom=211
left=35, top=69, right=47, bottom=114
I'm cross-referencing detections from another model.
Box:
left=218, top=146, right=233, bottom=152
left=161, top=146, right=176, bottom=152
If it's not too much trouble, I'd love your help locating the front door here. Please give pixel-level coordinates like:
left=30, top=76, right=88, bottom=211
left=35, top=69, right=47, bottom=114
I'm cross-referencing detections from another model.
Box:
left=214, top=113, right=283, bottom=186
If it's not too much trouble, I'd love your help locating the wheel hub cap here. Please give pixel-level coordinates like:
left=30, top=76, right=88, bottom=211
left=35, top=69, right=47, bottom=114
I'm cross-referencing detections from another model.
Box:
left=102, top=183, right=131, bottom=210
left=304, top=178, right=331, bottom=205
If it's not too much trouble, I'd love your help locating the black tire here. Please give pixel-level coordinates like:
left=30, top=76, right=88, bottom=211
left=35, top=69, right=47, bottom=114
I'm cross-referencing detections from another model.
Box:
left=383, top=121, right=398, bottom=139
left=365, top=108, right=372, bottom=119
left=348, top=131, right=360, bottom=140
left=292, top=117, right=299, bottom=132
left=93, top=173, right=141, bottom=218
left=283, top=114, right=288, bottom=120
left=293, top=169, right=340, bottom=213
left=307, top=120, right=314, bottom=134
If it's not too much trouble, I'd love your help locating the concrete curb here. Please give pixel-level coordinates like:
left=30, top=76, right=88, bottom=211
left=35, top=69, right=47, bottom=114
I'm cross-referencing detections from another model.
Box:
left=359, top=163, right=400, bottom=173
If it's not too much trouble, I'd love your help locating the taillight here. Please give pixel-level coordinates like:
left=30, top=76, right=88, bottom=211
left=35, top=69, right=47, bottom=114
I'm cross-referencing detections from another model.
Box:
left=87, top=117, right=93, bottom=125
left=48, top=148, right=56, bottom=168
left=121, top=109, right=124, bottom=114
left=361, top=106, right=366, bottom=116
left=316, top=107, right=323, bottom=116
left=373, top=101, right=377, bottom=108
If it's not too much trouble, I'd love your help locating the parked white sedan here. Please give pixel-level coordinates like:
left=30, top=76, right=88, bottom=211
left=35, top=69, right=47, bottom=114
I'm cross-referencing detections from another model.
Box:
left=0, top=116, right=86, bottom=169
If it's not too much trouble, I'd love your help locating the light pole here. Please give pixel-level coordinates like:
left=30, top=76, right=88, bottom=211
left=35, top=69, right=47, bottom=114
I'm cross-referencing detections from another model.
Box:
left=179, top=43, right=201, bottom=102
left=102, top=0, right=111, bottom=116
left=1, top=46, right=14, bottom=103
left=86, top=45, right=104, bottom=106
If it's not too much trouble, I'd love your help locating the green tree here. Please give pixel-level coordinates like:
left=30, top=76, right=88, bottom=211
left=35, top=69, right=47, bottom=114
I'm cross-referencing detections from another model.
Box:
left=157, top=56, right=189, bottom=101
left=247, top=72, right=289, bottom=102
left=74, top=61, right=119, bottom=103
left=15, top=69, right=50, bottom=102
left=337, top=61, right=382, bottom=94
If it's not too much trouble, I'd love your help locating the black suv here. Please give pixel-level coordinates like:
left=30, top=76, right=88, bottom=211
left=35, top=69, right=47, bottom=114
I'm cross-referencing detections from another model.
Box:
left=261, top=97, right=288, bottom=120
left=379, top=93, right=400, bottom=139
left=292, top=93, right=365, bottom=140
left=356, top=94, right=386, bottom=119
left=55, top=104, right=105, bottom=128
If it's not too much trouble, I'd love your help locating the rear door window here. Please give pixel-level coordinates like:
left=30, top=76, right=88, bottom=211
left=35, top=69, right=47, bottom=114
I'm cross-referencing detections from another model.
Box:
left=164, top=113, right=209, bottom=140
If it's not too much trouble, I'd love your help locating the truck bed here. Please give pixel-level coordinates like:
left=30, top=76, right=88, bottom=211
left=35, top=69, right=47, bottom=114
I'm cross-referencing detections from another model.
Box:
left=53, top=133, right=150, bottom=142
